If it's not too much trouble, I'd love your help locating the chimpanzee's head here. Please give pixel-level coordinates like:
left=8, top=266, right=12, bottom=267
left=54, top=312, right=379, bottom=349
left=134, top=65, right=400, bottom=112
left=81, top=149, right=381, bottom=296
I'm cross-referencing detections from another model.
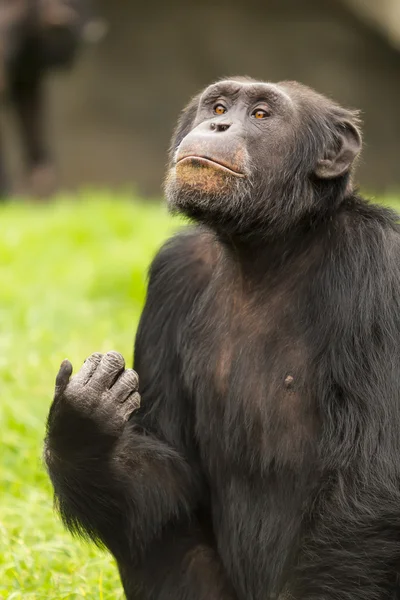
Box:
left=165, top=77, right=362, bottom=237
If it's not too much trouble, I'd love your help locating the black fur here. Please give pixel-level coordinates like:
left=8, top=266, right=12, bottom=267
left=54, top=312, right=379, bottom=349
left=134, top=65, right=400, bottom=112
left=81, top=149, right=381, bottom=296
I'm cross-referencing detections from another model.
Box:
left=45, top=78, right=400, bottom=600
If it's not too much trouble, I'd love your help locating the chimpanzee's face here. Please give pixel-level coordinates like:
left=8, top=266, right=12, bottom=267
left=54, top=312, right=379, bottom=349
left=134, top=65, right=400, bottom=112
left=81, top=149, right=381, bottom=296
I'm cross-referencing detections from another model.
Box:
left=166, top=80, right=297, bottom=215
left=165, top=78, right=362, bottom=236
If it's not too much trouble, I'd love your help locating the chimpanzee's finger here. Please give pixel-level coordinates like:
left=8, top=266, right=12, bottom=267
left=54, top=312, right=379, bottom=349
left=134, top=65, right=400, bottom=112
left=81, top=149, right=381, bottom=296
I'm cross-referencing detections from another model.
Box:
left=72, top=352, right=104, bottom=385
left=55, top=359, right=73, bottom=396
left=90, top=351, right=125, bottom=388
left=109, top=369, right=139, bottom=403
left=121, top=392, right=141, bottom=420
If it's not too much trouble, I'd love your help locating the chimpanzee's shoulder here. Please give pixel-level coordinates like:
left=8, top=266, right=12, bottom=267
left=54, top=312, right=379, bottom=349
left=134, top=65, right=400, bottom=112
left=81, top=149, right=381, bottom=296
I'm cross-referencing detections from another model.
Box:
left=148, top=226, right=221, bottom=292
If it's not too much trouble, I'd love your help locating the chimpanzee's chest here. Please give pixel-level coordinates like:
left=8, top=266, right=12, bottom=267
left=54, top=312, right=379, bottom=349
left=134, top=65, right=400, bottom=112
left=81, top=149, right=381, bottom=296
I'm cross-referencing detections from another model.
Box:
left=179, top=274, right=319, bottom=474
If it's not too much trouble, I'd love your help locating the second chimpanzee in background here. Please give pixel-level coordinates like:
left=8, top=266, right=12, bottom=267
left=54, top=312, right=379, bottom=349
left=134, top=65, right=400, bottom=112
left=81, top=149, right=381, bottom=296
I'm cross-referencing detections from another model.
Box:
left=0, top=0, right=103, bottom=198
left=45, top=78, right=400, bottom=600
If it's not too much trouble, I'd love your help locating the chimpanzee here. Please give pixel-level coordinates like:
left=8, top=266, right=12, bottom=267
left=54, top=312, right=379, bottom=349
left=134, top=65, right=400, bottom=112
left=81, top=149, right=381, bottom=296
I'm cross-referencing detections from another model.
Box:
left=44, top=78, right=400, bottom=600
left=0, top=0, right=103, bottom=198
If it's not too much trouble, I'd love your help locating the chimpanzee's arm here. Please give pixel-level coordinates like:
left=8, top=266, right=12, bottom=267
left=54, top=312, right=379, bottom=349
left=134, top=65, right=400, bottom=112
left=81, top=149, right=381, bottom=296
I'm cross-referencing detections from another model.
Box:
left=45, top=229, right=214, bottom=565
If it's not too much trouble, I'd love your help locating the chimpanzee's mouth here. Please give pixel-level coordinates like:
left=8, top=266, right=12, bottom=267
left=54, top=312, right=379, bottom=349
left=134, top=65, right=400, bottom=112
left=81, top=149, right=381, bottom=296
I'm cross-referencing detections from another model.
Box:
left=176, top=156, right=246, bottom=178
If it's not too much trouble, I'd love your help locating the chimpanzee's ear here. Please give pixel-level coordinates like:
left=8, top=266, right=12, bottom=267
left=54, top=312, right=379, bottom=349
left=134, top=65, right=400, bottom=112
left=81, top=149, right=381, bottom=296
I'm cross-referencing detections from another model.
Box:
left=169, top=94, right=201, bottom=161
left=315, top=116, right=362, bottom=179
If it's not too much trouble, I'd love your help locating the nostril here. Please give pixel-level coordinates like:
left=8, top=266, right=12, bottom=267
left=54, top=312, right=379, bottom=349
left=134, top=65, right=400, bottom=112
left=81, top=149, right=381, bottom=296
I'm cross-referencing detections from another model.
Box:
left=210, top=122, right=231, bottom=133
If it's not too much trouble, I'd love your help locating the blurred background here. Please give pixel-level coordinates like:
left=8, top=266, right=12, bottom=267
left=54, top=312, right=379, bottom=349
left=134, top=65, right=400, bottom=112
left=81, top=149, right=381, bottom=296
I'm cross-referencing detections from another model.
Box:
left=2, top=0, right=400, bottom=198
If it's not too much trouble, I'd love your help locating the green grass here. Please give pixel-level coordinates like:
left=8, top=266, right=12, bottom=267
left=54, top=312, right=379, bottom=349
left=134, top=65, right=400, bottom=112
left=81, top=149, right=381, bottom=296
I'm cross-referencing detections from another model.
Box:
left=0, top=190, right=399, bottom=599
left=0, top=191, right=181, bottom=599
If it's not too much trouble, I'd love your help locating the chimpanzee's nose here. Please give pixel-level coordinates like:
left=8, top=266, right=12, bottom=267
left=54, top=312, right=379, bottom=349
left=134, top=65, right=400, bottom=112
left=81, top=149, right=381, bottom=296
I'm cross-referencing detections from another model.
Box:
left=210, top=122, right=231, bottom=133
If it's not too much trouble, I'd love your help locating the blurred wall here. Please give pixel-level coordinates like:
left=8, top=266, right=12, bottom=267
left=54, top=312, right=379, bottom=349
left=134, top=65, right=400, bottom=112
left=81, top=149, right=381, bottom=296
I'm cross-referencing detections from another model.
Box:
left=4, top=0, right=400, bottom=196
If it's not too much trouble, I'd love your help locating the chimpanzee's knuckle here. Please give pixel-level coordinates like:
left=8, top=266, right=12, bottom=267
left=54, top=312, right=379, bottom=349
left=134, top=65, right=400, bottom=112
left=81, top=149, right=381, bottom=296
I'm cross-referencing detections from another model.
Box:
left=124, top=392, right=141, bottom=415
left=125, top=369, right=139, bottom=390
left=85, top=352, right=104, bottom=364
left=130, top=392, right=141, bottom=410
left=103, top=351, right=125, bottom=369
left=116, top=370, right=139, bottom=394
left=120, top=406, right=132, bottom=423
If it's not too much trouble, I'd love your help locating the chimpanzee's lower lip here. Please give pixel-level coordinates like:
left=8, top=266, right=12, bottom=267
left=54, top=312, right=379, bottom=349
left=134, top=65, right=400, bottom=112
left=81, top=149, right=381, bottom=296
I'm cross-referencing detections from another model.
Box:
left=176, top=156, right=246, bottom=178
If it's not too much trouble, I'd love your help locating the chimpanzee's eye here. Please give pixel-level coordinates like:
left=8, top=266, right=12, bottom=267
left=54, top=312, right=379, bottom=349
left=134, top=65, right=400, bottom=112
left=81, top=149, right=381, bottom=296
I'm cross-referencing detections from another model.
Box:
left=214, top=104, right=227, bottom=115
left=252, top=108, right=270, bottom=119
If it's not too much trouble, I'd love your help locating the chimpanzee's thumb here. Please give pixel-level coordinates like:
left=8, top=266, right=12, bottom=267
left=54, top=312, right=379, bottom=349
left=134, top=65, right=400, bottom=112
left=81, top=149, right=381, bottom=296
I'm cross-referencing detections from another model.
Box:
left=54, top=359, right=73, bottom=396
